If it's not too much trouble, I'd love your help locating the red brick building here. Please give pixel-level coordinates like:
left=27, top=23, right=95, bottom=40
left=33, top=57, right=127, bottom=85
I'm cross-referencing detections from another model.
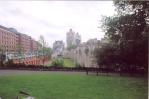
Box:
left=31, top=39, right=38, bottom=52
left=0, top=26, right=18, bottom=52
left=0, top=25, right=38, bottom=53
left=19, top=33, right=32, bottom=53
left=0, top=25, right=50, bottom=66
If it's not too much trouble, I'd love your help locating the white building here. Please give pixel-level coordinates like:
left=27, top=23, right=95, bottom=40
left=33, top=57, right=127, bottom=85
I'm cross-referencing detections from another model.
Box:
left=52, top=40, right=64, bottom=58
left=66, top=29, right=81, bottom=48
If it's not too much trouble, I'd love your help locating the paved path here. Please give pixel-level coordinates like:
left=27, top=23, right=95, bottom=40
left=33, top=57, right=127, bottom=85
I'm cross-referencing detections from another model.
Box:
left=0, top=70, right=85, bottom=76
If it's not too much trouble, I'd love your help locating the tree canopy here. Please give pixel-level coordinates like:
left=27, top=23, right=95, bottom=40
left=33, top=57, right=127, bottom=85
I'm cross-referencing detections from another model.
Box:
left=95, top=1, right=148, bottom=72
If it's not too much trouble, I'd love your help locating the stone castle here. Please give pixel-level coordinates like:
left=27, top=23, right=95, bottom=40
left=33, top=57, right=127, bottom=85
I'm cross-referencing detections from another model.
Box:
left=52, top=29, right=109, bottom=67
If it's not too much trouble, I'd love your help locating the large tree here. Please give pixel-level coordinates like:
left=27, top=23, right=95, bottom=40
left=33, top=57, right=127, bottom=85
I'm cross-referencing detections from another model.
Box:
left=94, top=40, right=119, bottom=69
left=99, top=1, right=148, bottom=71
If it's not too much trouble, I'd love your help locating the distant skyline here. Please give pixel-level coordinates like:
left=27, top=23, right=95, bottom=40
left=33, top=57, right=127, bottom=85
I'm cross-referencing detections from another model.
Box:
left=0, top=1, right=116, bottom=47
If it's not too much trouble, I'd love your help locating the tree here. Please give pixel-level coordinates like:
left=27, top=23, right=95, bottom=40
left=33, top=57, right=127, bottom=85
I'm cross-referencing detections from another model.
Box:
left=44, top=47, right=52, bottom=59
left=114, top=1, right=148, bottom=70
left=94, top=42, right=119, bottom=69
left=16, top=44, right=24, bottom=64
left=100, top=1, right=148, bottom=72
left=38, top=35, right=49, bottom=65
left=0, top=45, right=4, bottom=66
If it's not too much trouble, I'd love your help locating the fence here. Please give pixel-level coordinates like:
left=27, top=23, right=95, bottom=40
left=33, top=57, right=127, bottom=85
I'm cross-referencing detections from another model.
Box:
left=0, top=64, right=147, bottom=76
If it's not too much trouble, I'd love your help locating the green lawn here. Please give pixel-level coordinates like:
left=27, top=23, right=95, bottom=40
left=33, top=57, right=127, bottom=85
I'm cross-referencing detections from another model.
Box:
left=0, top=72, right=147, bottom=99
left=48, top=58, right=76, bottom=67
left=63, top=58, right=76, bottom=67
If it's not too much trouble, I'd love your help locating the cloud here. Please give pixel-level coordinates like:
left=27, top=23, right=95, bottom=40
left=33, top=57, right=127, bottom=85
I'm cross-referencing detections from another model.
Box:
left=0, top=1, right=115, bottom=47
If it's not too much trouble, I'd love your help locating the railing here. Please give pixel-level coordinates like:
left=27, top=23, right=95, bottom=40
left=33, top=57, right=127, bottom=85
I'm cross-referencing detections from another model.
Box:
left=0, top=64, right=147, bottom=76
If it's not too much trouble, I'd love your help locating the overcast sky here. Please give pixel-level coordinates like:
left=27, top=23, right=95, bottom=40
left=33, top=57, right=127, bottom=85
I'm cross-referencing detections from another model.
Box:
left=0, top=1, right=116, bottom=47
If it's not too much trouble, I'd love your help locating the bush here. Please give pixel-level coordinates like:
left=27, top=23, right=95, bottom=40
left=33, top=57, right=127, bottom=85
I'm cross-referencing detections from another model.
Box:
left=51, top=59, right=64, bottom=67
left=76, top=63, right=81, bottom=67
left=5, top=59, right=14, bottom=66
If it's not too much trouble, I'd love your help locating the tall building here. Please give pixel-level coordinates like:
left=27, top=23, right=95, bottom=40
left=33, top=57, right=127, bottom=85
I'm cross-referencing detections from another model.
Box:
left=66, top=29, right=81, bottom=48
left=75, top=32, right=81, bottom=46
left=52, top=40, right=64, bottom=58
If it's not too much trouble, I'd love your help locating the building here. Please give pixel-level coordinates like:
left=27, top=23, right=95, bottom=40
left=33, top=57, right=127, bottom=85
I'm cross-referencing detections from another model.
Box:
left=52, top=40, right=65, bottom=58
left=75, top=32, right=81, bottom=46
left=63, top=38, right=100, bottom=67
left=66, top=29, right=81, bottom=48
left=16, top=33, right=31, bottom=53
left=0, top=26, right=18, bottom=53
left=0, top=25, right=38, bottom=54
left=0, top=25, right=52, bottom=65
left=31, top=39, right=38, bottom=52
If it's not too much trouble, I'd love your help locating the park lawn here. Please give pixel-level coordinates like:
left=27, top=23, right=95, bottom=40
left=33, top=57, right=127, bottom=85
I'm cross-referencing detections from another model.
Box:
left=48, top=58, right=76, bottom=67
left=0, top=72, right=147, bottom=99
left=63, top=58, right=76, bottom=67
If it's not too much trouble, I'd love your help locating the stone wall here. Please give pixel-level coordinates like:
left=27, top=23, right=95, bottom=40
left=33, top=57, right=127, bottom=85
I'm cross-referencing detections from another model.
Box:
left=63, top=38, right=100, bottom=67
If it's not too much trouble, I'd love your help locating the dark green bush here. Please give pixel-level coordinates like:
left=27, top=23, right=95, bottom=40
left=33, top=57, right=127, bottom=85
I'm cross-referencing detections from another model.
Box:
left=75, top=63, right=81, bottom=67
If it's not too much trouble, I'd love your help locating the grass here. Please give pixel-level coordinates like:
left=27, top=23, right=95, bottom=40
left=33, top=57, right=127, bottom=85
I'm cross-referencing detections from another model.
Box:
left=48, top=58, right=76, bottom=67
left=0, top=71, right=147, bottom=99
left=63, top=58, right=76, bottom=67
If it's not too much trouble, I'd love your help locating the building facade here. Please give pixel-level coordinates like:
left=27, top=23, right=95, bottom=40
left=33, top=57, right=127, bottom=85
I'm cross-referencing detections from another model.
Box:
left=31, top=39, right=38, bottom=52
left=0, top=26, right=18, bottom=53
left=0, top=25, right=38, bottom=54
left=52, top=40, right=65, bottom=58
left=66, top=29, right=81, bottom=48
left=75, top=32, right=81, bottom=46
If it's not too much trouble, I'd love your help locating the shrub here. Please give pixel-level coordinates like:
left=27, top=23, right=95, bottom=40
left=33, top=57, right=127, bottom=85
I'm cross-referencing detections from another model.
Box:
left=75, top=63, right=81, bottom=67
left=51, top=59, right=64, bottom=67
left=5, top=59, right=14, bottom=66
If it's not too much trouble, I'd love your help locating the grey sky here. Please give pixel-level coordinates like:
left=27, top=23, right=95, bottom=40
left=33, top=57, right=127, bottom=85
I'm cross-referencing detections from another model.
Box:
left=0, top=1, right=116, bottom=47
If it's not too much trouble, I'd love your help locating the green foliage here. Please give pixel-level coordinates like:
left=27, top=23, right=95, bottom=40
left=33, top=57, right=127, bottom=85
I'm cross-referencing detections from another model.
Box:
left=63, top=58, right=76, bottom=67
left=48, top=59, right=76, bottom=67
left=44, top=47, right=52, bottom=58
left=67, top=44, right=77, bottom=50
left=37, top=35, right=51, bottom=65
left=0, top=45, right=4, bottom=66
left=98, top=1, right=148, bottom=70
left=51, top=59, right=64, bottom=67
left=94, top=42, right=119, bottom=68
left=75, top=63, right=81, bottom=67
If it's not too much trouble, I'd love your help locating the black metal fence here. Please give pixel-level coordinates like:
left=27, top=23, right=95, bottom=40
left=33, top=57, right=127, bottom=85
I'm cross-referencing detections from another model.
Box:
left=0, top=64, right=147, bottom=76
